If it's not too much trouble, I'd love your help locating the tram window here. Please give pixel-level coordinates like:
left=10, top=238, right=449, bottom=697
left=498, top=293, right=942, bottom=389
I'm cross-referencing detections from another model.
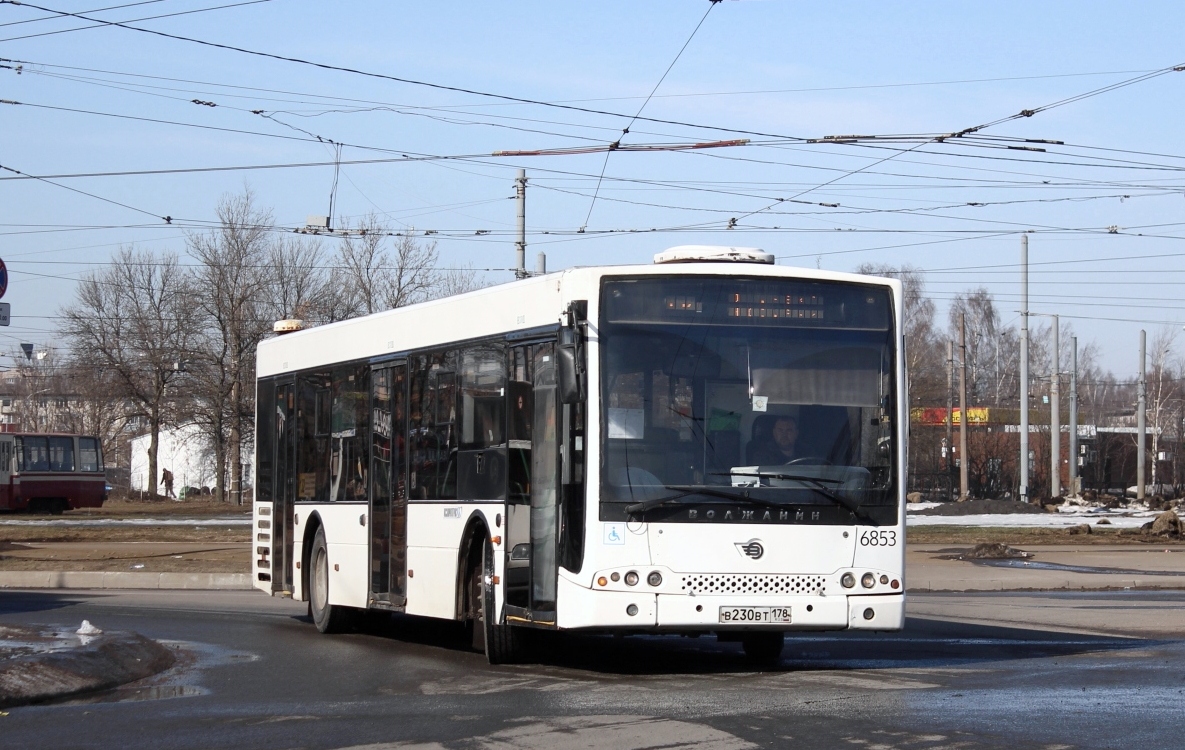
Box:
left=79, top=438, right=102, bottom=472
left=48, top=437, right=75, bottom=472
left=20, top=437, right=49, bottom=472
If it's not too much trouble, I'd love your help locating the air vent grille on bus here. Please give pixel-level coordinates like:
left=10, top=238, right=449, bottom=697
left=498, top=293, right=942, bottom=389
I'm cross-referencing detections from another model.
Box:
left=680, top=574, right=826, bottom=596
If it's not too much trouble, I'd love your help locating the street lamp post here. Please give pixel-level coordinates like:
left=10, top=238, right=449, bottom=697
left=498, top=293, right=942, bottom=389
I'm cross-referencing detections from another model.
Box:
left=1028, top=312, right=1061, bottom=499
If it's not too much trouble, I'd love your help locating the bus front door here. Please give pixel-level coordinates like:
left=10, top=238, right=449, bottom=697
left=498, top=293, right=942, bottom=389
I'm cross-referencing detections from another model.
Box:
left=369, top=363, right=408, bottom=608
left=503, top=343, right=560, bottom=619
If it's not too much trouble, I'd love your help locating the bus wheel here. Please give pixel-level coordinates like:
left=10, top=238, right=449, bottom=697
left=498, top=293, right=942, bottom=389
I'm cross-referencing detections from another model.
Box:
left=741, top=632, right=784, bottom=666
left=475, top=537, right=527, bottom=664
left=310, top=527, right=352, bottom=634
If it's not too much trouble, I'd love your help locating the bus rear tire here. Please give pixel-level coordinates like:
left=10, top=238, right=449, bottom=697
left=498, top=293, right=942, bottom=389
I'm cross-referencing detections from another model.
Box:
left=474, top=537, right=527, bottom=664
left=741, top=632, right=784, bottom=666
left=310, top=527, right=353, bottom=634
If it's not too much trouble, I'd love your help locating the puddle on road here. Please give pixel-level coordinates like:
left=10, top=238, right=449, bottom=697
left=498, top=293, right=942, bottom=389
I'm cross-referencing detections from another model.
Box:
left=57, top=639, right=257, bottom=706
left=972, top=559, right=1184, bottom=576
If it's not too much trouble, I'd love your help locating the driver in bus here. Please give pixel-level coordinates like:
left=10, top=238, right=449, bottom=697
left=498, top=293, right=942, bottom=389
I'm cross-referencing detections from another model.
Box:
left=749, top=415, right=799, bottom=464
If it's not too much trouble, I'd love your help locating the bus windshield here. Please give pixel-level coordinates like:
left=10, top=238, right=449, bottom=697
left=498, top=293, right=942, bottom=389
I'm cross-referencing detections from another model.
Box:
left=600, top=276, right=898, bottom=525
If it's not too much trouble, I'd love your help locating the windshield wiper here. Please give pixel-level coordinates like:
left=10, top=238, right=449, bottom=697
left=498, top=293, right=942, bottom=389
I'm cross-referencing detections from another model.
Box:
left=715, top=470, right=870, bottom=521
left=624, top=485, right=787, bottom=515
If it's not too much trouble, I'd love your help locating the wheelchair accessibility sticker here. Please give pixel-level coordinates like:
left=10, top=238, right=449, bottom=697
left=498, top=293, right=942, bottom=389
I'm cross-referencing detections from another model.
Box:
left=603, top=523, right=625, bottom=545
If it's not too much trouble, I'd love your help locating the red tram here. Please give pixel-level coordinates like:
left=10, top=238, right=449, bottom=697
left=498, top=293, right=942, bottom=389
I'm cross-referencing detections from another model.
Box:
left=0, top=433, right=107, bottom=513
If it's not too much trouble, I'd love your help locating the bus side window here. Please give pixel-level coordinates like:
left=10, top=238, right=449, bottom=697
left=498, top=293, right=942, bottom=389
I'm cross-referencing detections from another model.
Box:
left=329, top=365, right=370, bottom=502
left=408, top=352, right=457, bottom=500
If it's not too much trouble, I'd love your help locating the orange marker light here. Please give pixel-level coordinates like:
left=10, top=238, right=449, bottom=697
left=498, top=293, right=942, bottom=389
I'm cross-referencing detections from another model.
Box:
left=597, top=577, right=608, bottom=587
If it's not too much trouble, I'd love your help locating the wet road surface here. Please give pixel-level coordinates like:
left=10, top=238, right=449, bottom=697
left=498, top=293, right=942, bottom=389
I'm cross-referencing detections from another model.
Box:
left=1, top=589, right=1183, bottom=749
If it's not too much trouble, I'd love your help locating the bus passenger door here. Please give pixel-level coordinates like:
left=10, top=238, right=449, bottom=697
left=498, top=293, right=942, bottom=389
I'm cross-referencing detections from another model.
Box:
left=273, top=381, right=296, bottom=594
left=503, top=346, right=532, bottom=610
left=370, top=363, right=408, bottom=607
left=503, top=342, right=562, bottom=617
left=529, top=343, right=560, bottom=614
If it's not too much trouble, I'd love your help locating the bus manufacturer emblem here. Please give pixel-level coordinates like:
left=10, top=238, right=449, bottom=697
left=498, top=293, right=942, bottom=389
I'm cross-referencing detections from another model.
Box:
left=735, top=539, right=764, bottom=560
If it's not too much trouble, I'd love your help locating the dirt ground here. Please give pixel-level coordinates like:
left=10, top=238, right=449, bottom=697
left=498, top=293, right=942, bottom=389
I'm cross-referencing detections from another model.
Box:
left=70, top=496, right=253, bottom=517
left=0, top=541, right=248, bottom=573
left=3, top=497, right=1182, bottom=574
left=908, top=525, right=1185, bottom=546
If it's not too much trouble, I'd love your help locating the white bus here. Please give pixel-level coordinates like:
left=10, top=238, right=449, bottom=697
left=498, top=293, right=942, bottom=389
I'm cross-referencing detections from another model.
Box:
left=252, top=246, right=906, bottom=664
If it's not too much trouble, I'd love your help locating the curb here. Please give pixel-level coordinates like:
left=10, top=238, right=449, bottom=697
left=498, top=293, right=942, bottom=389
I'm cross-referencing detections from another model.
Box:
left=0, top=627, right=176, bottom=708
left=0, top=572, right=252, bottom=590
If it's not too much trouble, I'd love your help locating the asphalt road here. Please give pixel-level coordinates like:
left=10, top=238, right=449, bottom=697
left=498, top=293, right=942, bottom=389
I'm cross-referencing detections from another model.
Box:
left=1, top=589, right=1183, bottom=750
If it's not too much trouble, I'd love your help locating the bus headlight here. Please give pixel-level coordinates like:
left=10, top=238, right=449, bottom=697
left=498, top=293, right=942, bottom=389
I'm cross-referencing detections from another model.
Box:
left=647, top=571, right=662, bottom=587
left=841, top=573, right=856, bottom=588
left=624, top=571, right=639, bottom=586
left=861, top=572, right=876, bottom=588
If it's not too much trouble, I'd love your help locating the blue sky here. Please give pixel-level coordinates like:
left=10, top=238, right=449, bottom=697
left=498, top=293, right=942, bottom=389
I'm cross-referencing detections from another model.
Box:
left=3, top=0, right=1185, bottom=374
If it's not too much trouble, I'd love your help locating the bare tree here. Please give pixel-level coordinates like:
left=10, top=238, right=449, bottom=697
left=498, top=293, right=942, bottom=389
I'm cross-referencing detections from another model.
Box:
left=1144, top=327, right=1179, bottom=492
left=187, top=189, right=275, bottom=503
left=433, top=262, right=484, bottom=299
left=854, top=263, right=942, bottom=405
left=265, top=235, right=328, bottom=323
left=60, top=247, right=197, bottom=496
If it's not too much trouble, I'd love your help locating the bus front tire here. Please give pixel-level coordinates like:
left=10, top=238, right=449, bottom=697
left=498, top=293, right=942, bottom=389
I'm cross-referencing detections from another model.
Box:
left=310, top=527, right=353, bottom=634
left=741, top=632, right=784, bottom=666
left=474, top=537, right=527, bottom=664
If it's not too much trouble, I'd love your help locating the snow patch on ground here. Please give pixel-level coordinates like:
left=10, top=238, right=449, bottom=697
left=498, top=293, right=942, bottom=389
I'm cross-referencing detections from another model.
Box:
left=906, top=507, right=1160, bottom=528
left=0, top=517, right=250, bottom=527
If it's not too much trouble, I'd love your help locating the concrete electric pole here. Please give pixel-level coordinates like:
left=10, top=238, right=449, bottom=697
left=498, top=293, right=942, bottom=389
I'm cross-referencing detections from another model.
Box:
left=1050, top=314, right=1060, bottom=499
left=515, top=169, right=528, bottom=279
left=1069, top=335, right=1079, bottom=496
left=1019, top=235, right=1030, bottom=502
left=1138, top=329, right=1147, bottom=502
left=959, top=314, right=970, bottom=500
left=946, top=340, right=954, bottom=499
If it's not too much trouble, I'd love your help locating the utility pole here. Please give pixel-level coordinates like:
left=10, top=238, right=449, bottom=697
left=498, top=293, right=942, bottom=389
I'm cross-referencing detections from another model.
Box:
left=1019, top=235, right=1030, bottom=502
left=1138, top=329, right=1147, bottom=502
left=1050, top=314, right=1060, bottom=499
left=946, top=340, right=955, bottom=500
left=959, top=314, right=970, bottom=500
left=1069, top=335, right=1079, bottom=496
left=514, top=169, right=528, bottom=279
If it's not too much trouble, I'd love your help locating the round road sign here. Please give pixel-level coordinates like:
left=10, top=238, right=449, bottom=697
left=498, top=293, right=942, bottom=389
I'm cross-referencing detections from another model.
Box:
left=0, top=258, right=7, bottom=299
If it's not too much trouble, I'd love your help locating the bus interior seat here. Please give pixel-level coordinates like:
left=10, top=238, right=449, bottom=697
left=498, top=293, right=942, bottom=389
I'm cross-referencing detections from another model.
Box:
left=706, top=429, right=740, bottom=476
left=798, top=405, right=854, bottom=464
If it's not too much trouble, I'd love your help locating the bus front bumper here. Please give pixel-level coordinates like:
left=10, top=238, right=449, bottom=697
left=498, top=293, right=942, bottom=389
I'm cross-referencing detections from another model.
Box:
left=555, top=576, right=903, bottom=631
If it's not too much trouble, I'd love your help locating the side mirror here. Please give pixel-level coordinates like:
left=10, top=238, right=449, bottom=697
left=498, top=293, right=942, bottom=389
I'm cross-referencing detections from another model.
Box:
left=557, top=343, right=582, bottom=404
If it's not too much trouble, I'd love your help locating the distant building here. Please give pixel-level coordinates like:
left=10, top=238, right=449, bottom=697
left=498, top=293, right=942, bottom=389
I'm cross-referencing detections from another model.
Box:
left=129, top=423, right=253, bottom=495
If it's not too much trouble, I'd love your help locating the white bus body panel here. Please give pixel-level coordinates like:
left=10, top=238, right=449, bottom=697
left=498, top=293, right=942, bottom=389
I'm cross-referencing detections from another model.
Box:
left=404, top=503, right=500, bottom=620
left=291, top=504, right=370, bottom=608
left=251, top=500, right=270, bottom=594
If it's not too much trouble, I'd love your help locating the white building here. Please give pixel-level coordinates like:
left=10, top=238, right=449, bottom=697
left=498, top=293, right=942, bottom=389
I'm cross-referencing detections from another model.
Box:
left=130, top=423, right=253, bottom=495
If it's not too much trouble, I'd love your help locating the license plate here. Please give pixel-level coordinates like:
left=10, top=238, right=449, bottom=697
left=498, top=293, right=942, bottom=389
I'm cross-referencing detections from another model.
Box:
left=718, top=606, right=792, bottom=624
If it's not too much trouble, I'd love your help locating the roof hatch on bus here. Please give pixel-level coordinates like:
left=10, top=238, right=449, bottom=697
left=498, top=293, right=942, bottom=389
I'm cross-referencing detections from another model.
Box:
left=653, top=245, right=775, bottom=265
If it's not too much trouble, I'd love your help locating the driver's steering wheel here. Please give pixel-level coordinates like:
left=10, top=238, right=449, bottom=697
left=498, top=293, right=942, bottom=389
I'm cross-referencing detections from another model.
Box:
left=786, top=456, right=832, bottom=466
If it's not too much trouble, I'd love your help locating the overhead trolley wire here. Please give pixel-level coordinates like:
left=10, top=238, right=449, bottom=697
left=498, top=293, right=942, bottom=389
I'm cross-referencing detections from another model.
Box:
left=0, top=0, right=273, bottom=43
left=581, top=0, right=721, bottom=230
left=0, top=0, right=163, bottom=28
left=1, top=1, right=813, bottom=143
